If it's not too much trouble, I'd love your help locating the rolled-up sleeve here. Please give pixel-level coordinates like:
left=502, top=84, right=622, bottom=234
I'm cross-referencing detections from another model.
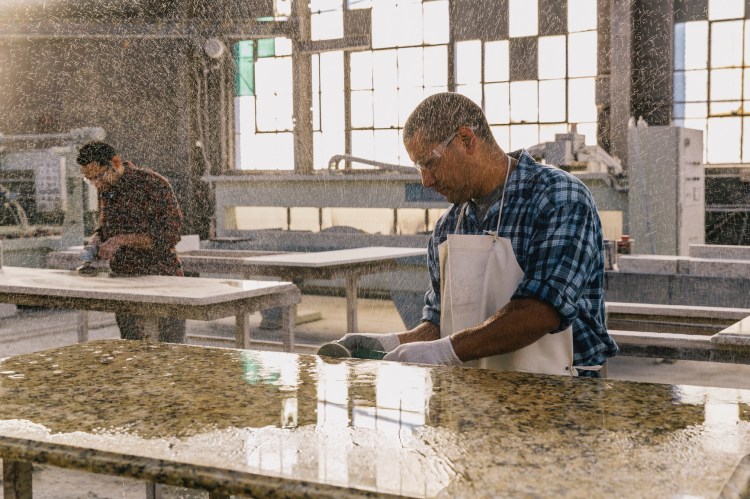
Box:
left=512, top=183, right=601, bottom=332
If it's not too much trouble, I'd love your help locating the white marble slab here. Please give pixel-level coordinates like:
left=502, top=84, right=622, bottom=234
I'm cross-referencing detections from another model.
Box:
left=238, top=246, right=426, bottom=267
left=0, top=267, right=297, bottom=307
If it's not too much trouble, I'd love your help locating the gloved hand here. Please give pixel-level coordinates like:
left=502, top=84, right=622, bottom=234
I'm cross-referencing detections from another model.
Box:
left=338, top=332, right=400, bottom=354
left=383, top=336, right=462, bottom=366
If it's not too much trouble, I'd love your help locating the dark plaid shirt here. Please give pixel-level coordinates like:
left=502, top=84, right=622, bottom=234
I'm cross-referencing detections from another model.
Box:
left=95, top=162, right=183, bottom=276
left=422, top=150, right=619, bottom=367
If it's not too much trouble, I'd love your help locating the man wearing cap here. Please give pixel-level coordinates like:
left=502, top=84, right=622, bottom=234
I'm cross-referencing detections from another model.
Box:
left=76, top=141, right=185, bottom=342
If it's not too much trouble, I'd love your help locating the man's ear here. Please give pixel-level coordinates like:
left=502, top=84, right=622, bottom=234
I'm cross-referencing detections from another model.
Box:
left=457, top=126, right=477, bottom=153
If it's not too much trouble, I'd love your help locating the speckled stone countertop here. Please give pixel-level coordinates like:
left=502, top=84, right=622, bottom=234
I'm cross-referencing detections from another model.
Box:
left=1, top=340, right=749, bottom=498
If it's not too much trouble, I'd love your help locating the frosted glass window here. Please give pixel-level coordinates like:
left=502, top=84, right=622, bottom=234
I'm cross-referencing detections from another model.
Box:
left=351, top=130, right=375, bottom=161
left=423, top=45, right=448, bottom=87
left=456, top=84, right=483, bottom=106
left=255, top=58, right=292, bottom=97
left=491, top=125, right=510, bottom=151
left=509, top=0, right=538, bottom=38
left=372, top=4, right=399, bottom=48
left=274, top=38, right=293, bottom=56
left=373, top=88, right=399, bottom=127
left=539, top=123, right=568, bottom=144
left=484, top=83, right=510, bottom=124
left=538, top=36, right=566, bottom=80
left=510, top=124, right=539, bottom=150
left=311, top=9, right=343, bottom=41
left=456, top=40, right=482, bottom=84
left=253, top=133, right=294, bottom=170
left=568, top=31, right=597, bottom=77
left=321, top=84, right=345, bottom=131
left=683, top=102, right=708, bottom=118
left=679, top=70, right=708, bottom=102
left=372, top=50, right=398, bottom=92
left=539, top=79, right=566, bottom=122
left=743, top=118, right=750, bottom=162
left=510, top=81, right=539, bottom=123
left=675, top=22, right=708, bottom=70
left=318, top=130, right=345, bottom=169
left=707, top=117, right=742, bottom=163
left=399, top=87, right=424, bottom=126
left=744, top=69, right=750, bottom=100
left=398, top=47, right=424, bottom=88
left=350, top=51, right=373, bottom=90
left=568, top=77, right=596, bottom=122
left=576, top=122, right=597, bottom=145
left=568, top=0, right=597, bottom=33
left=710, top=68, right=742, bottom=101
left=708, top=0, right=744, bottom=21
left=320, top=51, right=344, bottom=92
left=423, top=0, right=449, bottom=45
left=312, top=55, right=321, bottom=131
left=484, top=40, right=509, bottom=82
left=397, top=2, right=423, bottom=47
left=423, top=85, right=449, bottom=99
left=374, top=129, right=400, bottom=164
left=711, top=101, right=742, bottom=116
left=351, top=90, right=374, bottom=128
left=256, top=94, right=293, bottom=131
left=711, top=21, right=743, bottom=68
left=745, top=22, right=750, bottom=66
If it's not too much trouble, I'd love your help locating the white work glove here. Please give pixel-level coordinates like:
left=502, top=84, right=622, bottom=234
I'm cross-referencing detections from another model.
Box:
left=383, top=336, right=462, bottom=366
left=338, top=332, right=401, bottom=353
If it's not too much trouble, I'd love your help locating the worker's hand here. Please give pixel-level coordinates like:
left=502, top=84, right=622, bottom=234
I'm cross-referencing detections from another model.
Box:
left=338, top=332, right=400, bottom=353
left=383, top=336, right=462, bottom=366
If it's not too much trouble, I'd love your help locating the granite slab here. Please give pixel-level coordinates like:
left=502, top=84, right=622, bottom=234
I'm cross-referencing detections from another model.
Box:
left=714, top=315, right=750, bottom=346
left=1, top=340, right=749, bottom=498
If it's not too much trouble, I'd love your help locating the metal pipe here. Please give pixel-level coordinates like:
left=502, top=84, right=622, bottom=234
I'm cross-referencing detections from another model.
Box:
left=327, top=154, right=416, bottom=174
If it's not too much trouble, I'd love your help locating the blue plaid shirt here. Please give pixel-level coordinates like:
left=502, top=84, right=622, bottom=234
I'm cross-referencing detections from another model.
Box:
left=422, top=150, right=619, bottom=367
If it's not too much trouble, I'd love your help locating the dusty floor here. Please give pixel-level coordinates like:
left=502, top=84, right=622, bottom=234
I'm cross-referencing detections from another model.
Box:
left=2, top=293, right=750, bottom=498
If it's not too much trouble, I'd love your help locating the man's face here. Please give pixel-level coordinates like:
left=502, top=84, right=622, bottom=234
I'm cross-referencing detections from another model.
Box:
left=80, top=161, right=110, bottom=189
left=405, top=128, right=476, bottom=204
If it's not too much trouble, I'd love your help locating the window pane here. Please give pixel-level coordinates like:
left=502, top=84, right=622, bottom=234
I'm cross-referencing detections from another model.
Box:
left=707, top=117, right=741, bottom=163
left=575, top=122, right=597, bottom=145
left=256, top=94, right=293, bottom=131
left=374, top=129, right=400, bottom=164
left=568, top=31, right=597, bottom=77
left=509, top=0, right=538, bottom=38
left=319, top=130, right=345, bottom=169
left=539, top=123, right=568, bottom=144
left=312, top=55, right=321, bottom=130
left=424, top=45, right=448, bottom=87
left=456, top=40, right=482, bottom=84
left=399, top=87, right=424, bottom=126
left=568, top=77, right=596, bottom=122
left=510, top=124, right=539, bottom=150
left=539, top=79, right=566, bottom=122
left=491, top=125, right=510, bottom=150
left=708, top=0, right=744, bottom=20
left=423, top=0, right=449, bottom=45
left=484, top=40, right=509, bottom=82
left=255, top=133, right=294, bottom=170
left=568, top=0, right=597, bottom=33
left=674, top=102, right=708, bottom=119
left=710, top=68, right=742, bottom=101
left=311, top=9, right=343, bottom=40
left=351, top=90, right=374, bottom=128
left=372, top=4, right=399, bottom=48
left=674, top=70, right=708, bottom=102
left=374, top=88, right=398, bottom=127
left=255, top=58, right=292, bottom=97
left=711, top=101, right=742, bottom=116
left=484, top=82, right=510, bottom=124
left=397, top=2, right=423, bottom=47
left=351, top=129, right=375, bottom=160
left=711, top=20, right=743, bottom=68
left=743, top=118, right=750, bottom=162
left=510, top=81, right=538, bottom=123
left=398, top=47, right=423, bottom=88
left=538, top=36, right=566, bottom=80
left=372, top=50, right=397, bottom=92
left=456, top=84, right=483, bottom=106
left=350, top=51, right=373, bottom=90
left=675, top=21, right=708, bottom=70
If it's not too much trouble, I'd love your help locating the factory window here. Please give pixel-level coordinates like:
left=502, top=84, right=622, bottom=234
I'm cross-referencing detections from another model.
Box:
left=234, top=37, right=295, bottom=170
left=455, top=0, right=598, bottom=152
left=674, top=0, right=750, bottom=164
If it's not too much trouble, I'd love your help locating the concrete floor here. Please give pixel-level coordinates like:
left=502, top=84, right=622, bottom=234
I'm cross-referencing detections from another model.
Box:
left=2, top=294, right=750, bottom=498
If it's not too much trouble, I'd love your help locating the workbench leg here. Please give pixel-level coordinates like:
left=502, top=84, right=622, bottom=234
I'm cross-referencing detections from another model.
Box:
left=345, top=275, right=359, bottom=334
left=77, top=311, right=89, bottom=343
left=3, top=459, right=32, bottom=499
left=235, top=312, right=251, bottom=349
left=145, top=482, right=163, bottom=499
left=141, top=317, right=160, bottom=342
left=282, top=305, right=296, bottom=352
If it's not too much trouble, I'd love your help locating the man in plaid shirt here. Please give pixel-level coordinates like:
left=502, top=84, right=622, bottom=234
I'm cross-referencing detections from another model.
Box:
left=77, top=141, right=185, bottom=342
left=338, top=93, right=618, bottom=375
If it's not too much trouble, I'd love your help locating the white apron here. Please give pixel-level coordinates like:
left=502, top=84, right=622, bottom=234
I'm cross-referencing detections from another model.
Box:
left=438, top=163, right=581, bottom=376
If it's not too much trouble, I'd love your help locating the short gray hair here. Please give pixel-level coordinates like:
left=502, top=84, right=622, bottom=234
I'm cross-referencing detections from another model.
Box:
left=403, top=92, right=495, bottom=145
